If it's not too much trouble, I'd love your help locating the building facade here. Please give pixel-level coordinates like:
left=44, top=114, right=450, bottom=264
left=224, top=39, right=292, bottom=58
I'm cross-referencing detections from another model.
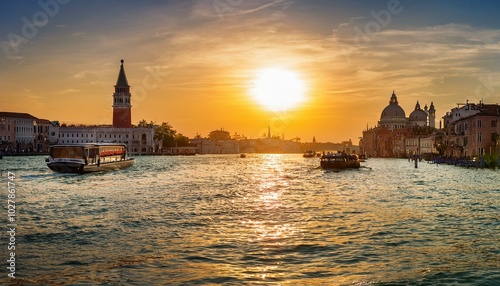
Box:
left=0, top=112, right=51, bottom=153
left=363, top=93, right=499, bottom=160
left=443, top=102, right=499, bottom=158
left=378, top=91, right=436, bottom=130
left=48, top=60, right=155, bottom=154
left=363, top=90, right=437, bottom=157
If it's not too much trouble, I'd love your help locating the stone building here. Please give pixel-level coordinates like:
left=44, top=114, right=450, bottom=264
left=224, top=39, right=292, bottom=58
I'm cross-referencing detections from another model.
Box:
left=442, top=101, right=499, bottom=158
left=0, top=112, right=51, bottom=153
left=47, top=60, right=155, bottom=154
left=363, top=90, right=437, bottom=157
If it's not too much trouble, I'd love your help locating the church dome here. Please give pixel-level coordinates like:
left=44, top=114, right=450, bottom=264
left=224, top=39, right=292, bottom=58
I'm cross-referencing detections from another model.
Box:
left=380, top=91, right=406, bottom=119
left=409, top=101, right=428, bottom=122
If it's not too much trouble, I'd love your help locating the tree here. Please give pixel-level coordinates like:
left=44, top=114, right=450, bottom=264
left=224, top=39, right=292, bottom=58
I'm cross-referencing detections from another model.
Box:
left=155, top=122, right=177, bottom=148
left=137, top=119, right=155, bottom=128
left=176, top=133, right=190, bottom=147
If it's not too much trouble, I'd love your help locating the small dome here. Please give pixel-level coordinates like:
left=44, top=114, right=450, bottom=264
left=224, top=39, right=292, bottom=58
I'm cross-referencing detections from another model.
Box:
left=409, top=109, right=427, bottom=121
left=409, top=101, right=428, bottom=122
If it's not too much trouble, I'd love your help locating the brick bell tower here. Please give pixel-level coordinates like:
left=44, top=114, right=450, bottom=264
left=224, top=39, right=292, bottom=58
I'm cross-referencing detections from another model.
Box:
left=112, top=59, right=132, bottom=128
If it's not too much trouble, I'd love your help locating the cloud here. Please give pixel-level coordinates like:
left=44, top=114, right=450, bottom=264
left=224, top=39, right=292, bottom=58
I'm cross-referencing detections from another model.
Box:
left=190, top=0, right=292, bottom=20
left=72, top=72, right=88, bottom=79
left=59, top=89, right=80, bottom=94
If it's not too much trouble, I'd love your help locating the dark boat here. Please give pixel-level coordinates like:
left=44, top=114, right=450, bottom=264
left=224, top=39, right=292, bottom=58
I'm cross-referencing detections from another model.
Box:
left=46, top=143, right=134, bottom=174
left=303, top=150, right=316, bottom=158
left=320, top=152, right=360, bottom=170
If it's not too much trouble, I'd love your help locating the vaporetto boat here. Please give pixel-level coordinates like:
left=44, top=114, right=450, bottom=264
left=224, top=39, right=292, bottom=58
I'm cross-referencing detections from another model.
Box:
left=46, top=143, right=134, bottom=173
left=320, top=152, right=360, bottom=170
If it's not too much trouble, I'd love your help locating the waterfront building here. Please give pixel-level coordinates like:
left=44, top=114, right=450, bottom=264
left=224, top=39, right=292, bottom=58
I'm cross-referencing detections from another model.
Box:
left=363, top=90, right=437, bottom=157
left=47, top=60, right=155, bottom=154
left=48, top=124, right=154, bottom=154
left=34, top=118, right=51, bottom=152
left=190, top=136, right=240, bottom=154
left=239, top=138, right=301, bottom=153
left=363, top=93, right=499, bottom=159
left=442, top=101, right=499, bottom=158
left=0, top=112, right=51, bottom=153
left=378, top=91, right=435, bottom=130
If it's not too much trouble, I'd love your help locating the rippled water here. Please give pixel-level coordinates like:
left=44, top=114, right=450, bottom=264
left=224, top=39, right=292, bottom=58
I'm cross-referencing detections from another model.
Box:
left=1, top=155, right=499, bottom=285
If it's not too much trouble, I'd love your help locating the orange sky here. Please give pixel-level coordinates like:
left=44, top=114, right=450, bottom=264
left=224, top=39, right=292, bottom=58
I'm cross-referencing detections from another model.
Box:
left=1, top=1, right=500, bottom=142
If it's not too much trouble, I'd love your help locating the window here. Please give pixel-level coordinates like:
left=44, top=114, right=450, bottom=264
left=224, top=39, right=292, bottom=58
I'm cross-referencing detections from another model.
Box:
left=492, top=133, right=498, bottom=142
left=492, top=120, right=497, bottom=128
left=478, top=132, right=482, bottom=143
left=478, top=119, right=482, bottom=128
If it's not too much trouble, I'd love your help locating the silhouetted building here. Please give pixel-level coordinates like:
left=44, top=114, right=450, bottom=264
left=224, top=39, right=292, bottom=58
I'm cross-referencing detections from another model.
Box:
left=363, top=90, right=438, bottom=157
left=379, top=91, right=436, bottom=130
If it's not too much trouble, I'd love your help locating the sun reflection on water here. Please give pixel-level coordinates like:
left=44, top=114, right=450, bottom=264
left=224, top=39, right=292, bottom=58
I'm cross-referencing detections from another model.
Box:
left=12, top=155, right=500, bottom=285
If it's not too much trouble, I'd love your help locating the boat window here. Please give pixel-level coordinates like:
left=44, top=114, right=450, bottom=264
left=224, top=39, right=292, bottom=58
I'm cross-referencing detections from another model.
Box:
left=51, top=147, right=85, bottom=159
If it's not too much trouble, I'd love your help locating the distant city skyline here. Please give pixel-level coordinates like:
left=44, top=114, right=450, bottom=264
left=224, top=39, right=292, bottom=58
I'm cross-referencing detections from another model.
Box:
left=1, top=0, right=500, bottom=142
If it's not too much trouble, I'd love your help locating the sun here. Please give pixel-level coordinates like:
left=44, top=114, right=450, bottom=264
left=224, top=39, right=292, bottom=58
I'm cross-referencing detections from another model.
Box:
left=250, top=67, right=307, bottom=112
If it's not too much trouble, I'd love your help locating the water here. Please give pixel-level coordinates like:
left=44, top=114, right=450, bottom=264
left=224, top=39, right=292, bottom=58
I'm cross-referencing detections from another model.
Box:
left=1, top=155, right=499, bottom=285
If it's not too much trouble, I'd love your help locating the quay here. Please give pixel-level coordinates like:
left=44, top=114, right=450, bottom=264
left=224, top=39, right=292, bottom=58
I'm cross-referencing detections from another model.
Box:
left=430, top=157, right=500, bottom=169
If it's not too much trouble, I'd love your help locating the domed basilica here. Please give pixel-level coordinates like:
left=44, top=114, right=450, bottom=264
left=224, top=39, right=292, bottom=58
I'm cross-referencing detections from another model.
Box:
left=378, top=91, right=435, bottom=130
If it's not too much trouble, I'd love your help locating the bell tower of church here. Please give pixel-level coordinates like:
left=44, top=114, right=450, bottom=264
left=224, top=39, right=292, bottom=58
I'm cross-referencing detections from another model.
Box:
left=428, top=102, right=436, bottom=128
left=112, top=59, right=132, bottom=128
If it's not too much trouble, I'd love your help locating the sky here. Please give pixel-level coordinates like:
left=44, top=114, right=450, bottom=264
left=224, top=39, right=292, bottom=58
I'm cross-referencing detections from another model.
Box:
left=1, top=0, right=500, bottom=143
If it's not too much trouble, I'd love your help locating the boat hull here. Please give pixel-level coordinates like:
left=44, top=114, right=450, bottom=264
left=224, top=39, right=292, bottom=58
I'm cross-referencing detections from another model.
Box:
left=47, top=159, right=134, bottom=174
left=320, top=160, right=360, bottom=170
left=320, top=153, right=360, bottom=170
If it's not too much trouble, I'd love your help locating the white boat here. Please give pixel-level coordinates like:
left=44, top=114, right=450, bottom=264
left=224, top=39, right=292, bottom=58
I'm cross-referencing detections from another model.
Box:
left=46, top=143, right=134, bottom=173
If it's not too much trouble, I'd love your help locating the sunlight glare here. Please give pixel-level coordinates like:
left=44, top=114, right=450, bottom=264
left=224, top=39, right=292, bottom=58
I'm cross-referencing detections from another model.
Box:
left=250, top=67, right=307, bottom=112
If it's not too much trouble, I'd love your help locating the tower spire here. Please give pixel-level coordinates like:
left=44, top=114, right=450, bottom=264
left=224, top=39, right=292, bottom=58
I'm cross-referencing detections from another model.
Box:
left=116, top=59, right=129, bottom=87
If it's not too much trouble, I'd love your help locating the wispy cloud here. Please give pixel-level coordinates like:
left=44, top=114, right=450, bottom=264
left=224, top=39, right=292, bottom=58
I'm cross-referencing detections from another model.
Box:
left=58, top=88, right=80, bottom=94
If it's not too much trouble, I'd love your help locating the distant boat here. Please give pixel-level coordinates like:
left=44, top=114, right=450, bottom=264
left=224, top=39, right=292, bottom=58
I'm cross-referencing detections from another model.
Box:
left=46, top=143, right=134, bottom=174
left=240, top=153, right=246, bottom=158
left=303, top=150, right=316, bottom=158
left=320, top=152, right=360, bottom=170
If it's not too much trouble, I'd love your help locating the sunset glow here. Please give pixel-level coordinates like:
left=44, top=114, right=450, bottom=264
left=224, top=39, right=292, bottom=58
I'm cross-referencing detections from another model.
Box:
left=250, top=68, right=307, bottom=112
left=1, top=1, right=500, bottom=142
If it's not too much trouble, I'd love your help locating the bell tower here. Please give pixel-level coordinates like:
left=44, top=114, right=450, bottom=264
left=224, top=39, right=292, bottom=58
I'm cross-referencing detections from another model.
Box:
left=112, top=59, right=132, bottom=128
left=428, top=102, right=436, bottom=128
